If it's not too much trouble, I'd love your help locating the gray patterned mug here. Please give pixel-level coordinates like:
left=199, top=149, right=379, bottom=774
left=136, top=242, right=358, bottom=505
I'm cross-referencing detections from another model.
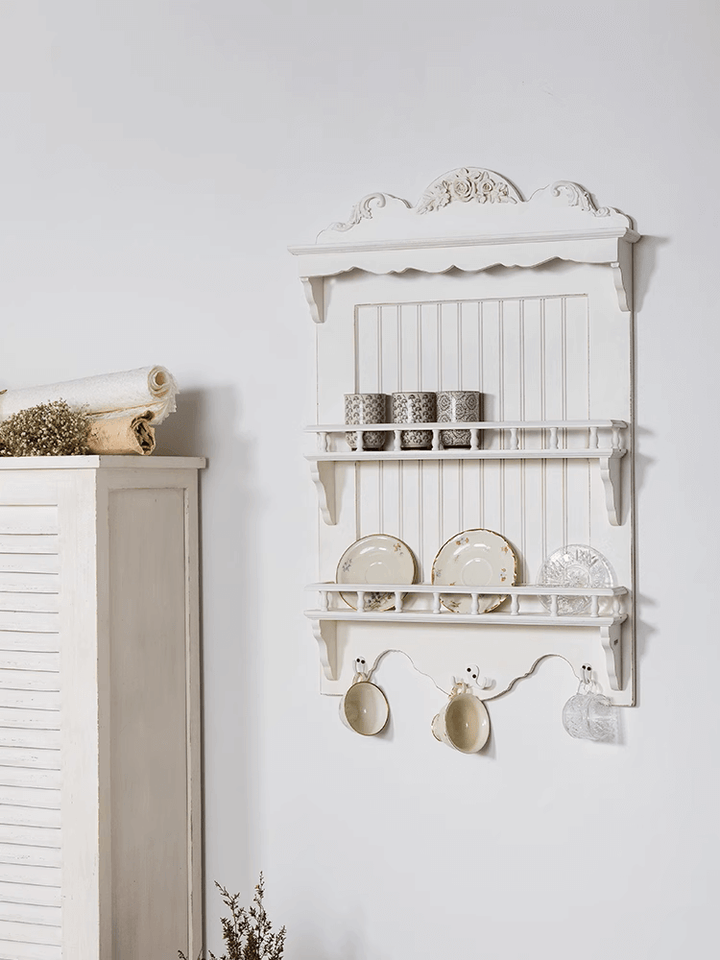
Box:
left=437, top=391, right=482, bottom=447
left=391, top=392, right=437, bottom=449
left=344, top=393, right=388, bottom=450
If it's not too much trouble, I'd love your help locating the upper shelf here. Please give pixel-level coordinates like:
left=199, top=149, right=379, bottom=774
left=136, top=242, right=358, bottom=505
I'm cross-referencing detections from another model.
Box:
left=306, top=419, right=627, bottom=526
left=289, top=168, right=639, bottom=319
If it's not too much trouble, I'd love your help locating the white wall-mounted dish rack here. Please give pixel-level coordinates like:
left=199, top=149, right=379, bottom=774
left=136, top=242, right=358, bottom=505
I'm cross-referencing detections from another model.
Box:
left=291, top=168, right=638, bottom=706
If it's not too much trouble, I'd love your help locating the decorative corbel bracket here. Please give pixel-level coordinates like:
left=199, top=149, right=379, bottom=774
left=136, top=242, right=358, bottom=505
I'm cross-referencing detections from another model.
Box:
left=301, top=277, right=325, bottom=324
left=600, top=451, right=624, bottom=526
left=309, top=461, right=336, bottom=524
left=600, top=622, right=623, bottom=691
left=309, top=617, right=338, bottom=680
left=611, top=238, right=634, bottom=313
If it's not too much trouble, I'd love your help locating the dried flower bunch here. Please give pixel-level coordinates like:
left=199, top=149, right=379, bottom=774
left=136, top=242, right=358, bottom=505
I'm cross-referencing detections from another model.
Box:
left=180, top=873, right=286, bottom=960
left=0, top=400, right=91, bottom=457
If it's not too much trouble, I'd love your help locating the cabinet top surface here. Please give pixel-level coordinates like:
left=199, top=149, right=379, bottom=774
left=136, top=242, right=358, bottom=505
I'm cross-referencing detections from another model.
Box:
left=0, top=455, right=206, bottom=470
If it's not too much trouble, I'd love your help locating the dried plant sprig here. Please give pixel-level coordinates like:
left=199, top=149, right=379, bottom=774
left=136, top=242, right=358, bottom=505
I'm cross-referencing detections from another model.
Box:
left=179, top=873, right=286, bottom=960
left=0, top=400, right=91, bottom=457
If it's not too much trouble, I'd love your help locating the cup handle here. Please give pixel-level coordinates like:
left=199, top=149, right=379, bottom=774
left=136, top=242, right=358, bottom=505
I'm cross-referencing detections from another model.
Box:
left=431, top=714, right=443, bottom=742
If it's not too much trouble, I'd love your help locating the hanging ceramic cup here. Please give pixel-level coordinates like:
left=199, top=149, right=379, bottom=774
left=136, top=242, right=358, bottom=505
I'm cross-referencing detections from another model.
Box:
left=562, top=669, right=617, bottom=742
left=432, top=682, right=490, bottom=753
left=340, top=671, right=390, bottom=736
left=391, top=391, right=437, bottom=449
left=437, top=390, right=482, bottom=448
left=344, top=393, right=389, bottom=451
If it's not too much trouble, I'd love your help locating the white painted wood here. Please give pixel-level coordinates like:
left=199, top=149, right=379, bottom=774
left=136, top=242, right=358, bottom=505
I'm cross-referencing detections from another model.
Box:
left=0, top=557, right=59, bottom=576
left=0, top=456, right=205, bottom=472
left=0, top=881, right=60, bottom=906
left=292, top=169, right=636, bottom=707
left=107, top=486, right=190, bottom=957
left=0, top=635, right=60, bottom=654
left=0, top=652, right=60, bottom=674
left=0, top=805, right=60, bottom=829
left=0, top=575, right=59, bottom=595
left=0, top=596, right=59, bottom=615
left=0, top=938, right=60, bottom=960
left=0, top=509, right=58, bottom=536
left=0, top=539, right=58, bottom=558
left=0, top=457, right=204, bottom=959
left=290, top=170, right=638, bottom=318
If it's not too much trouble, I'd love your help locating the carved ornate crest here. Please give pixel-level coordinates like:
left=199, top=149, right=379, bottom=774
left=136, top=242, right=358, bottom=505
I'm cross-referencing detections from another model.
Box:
left=416, top=167, right=521, bottom=214
left=551, top=181, right=610, bottom=217
left=327, top=193, right=390, bottom=233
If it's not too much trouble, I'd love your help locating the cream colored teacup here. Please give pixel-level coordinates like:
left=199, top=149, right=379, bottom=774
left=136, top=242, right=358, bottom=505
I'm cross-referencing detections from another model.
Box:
left=340, top=674, right=389, bottom=736
left=432, top=683, right=490, bottom=753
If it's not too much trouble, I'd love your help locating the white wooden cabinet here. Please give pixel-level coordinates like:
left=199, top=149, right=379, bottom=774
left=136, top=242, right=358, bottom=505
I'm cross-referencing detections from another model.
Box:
left=291, top=168, right=638, bottom=708
left=0, top=456, right=204, bottom=960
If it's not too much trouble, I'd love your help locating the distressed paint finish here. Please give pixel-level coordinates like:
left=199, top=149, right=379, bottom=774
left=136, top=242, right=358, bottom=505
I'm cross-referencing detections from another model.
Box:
left=0, top=457, right=204, bottom=959
left=293, top=172, right=637, bottom=706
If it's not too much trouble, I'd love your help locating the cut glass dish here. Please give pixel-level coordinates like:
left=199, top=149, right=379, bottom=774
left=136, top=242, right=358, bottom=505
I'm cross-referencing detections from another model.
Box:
left=537, top=544, right=614, bottom=616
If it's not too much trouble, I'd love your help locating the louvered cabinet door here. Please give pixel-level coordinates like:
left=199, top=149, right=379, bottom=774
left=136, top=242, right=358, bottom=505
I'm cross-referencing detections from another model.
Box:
left=0, top=501, right=62, bottom=960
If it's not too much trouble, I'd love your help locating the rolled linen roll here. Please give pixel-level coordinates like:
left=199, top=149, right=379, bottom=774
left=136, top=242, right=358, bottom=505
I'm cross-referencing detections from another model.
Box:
left=0, top=366, right=178, bottom=424
left=86, top=412, right=156, bottom=455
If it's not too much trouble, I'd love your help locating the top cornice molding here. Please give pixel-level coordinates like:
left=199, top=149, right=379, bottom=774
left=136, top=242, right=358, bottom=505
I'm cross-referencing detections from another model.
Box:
left=291, top=168, right=637, bottom=249
left=289, top=168, right=639, bottom=318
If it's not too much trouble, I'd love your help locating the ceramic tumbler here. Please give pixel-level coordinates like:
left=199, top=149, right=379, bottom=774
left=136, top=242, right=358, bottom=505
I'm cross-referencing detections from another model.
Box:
left=431, top=682, right=490, bottom=753
left=391, top=392, right=437, bottom=449
left=437, top=390, right=482, bottom=447
left=344, top=393, right=388, bottom=450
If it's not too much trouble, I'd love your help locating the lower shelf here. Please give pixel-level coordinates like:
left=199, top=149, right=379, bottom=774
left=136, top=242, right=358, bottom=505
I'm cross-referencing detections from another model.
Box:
left=307, top=610, right=626, bottom=628
left=304, top=583, right=634, bottom=704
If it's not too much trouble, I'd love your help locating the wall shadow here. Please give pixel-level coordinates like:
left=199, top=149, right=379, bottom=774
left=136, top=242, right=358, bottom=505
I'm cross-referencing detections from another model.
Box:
left=155, top=384, right=266, bottom=937
left=633, top=235, right=669, bottom=314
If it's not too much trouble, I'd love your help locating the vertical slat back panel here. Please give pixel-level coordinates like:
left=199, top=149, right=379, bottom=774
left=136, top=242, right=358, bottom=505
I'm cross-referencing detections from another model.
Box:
left=352, top=293, right=595, bottom=585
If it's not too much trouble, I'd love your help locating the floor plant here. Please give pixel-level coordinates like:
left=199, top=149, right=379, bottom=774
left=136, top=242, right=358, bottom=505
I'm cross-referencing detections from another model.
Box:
left=179, top=873, right=286, bottom=960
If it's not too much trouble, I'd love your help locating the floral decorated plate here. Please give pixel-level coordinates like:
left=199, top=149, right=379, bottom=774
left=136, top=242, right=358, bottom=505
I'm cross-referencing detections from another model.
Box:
left=337, top=534, right=417, bottom=611
left=431, top=528, right=517, bottom=614
left=537, top=544, right=614, bottom=615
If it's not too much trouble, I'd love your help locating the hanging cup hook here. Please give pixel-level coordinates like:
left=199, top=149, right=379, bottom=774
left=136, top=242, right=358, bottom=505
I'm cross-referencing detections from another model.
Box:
left=353, top=656, right=370, bottom=682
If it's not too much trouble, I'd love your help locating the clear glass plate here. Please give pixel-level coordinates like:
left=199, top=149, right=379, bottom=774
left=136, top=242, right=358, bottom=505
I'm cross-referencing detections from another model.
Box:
left=537, top=544, right=614, bottom=615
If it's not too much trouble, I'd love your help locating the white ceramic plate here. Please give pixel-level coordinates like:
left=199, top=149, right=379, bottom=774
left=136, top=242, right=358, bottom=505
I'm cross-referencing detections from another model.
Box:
left=337, top=534, right=417, bottom=611
left=537, top=544, right=614, bottom=615
left=431, top=528, right=517, bottom=613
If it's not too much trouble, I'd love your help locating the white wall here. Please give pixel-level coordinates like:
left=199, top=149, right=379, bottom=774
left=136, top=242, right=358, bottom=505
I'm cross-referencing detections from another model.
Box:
left=1, top=2, right=719, bottom=958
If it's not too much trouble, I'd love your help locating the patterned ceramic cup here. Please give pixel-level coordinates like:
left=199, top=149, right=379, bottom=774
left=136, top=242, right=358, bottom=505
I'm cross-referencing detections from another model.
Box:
left=344, top=393, right=388, bottom=450
left=437, top=390, right=482, bottom=447
left=391, top=392, right=437, bottom=449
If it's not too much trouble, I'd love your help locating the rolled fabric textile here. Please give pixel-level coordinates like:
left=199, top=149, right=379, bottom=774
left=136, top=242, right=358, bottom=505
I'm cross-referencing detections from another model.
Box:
left=0, top=366, right=178, bottom=424
left=86, top=412, right=156, bottom=456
